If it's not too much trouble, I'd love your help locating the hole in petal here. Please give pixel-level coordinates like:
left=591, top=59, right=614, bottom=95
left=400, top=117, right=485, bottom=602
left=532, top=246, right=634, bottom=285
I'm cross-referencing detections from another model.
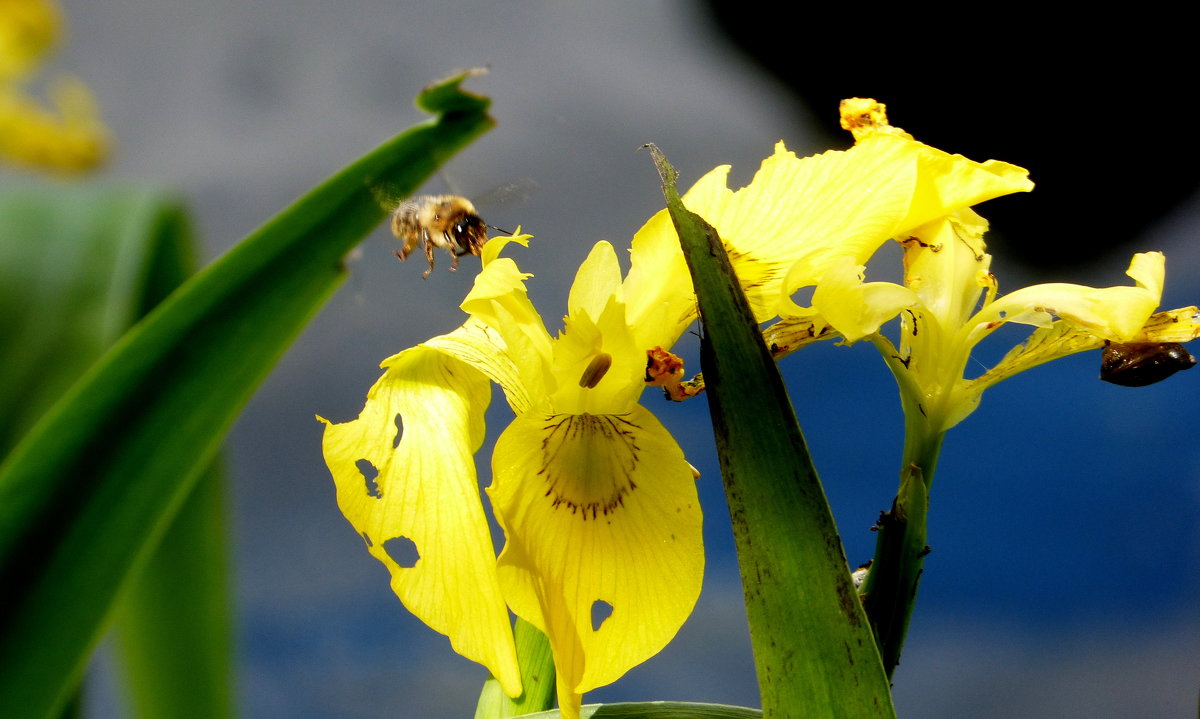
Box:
left=591, top=599, right=613, bottom=632
left=393, top=413, right=404, bottom=450
left=384, top=536, right=420, bottom=568
left=356, top=458, right=382, bottom=499
left=790, top=285, right=815, bottom=308
left=361, top=531, right=373, bottom=548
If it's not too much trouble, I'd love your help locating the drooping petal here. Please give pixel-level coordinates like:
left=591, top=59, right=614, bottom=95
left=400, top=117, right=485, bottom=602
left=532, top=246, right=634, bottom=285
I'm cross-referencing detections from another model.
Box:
left=968, top=251, right=1166, bottom=346
left=840, top=98, right=1034, bottom=233
left=319, top=346, right=522, bottom=696
left=1135, top=307, right=1200, bottom=343
left=488, top=406, right=704, bottom=719
left=426, top=318, right=533, bottom=414
left=811, top=256, right=920, bottom=342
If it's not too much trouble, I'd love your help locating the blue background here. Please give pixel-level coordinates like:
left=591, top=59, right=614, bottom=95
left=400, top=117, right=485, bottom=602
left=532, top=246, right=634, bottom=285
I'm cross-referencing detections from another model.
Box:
left=33, top=2, right=1200, bottom=717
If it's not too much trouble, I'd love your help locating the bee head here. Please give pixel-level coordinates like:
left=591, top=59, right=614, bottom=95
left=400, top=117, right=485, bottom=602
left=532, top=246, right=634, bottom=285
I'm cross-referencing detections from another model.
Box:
left=451, top=214, right=488, bottom=256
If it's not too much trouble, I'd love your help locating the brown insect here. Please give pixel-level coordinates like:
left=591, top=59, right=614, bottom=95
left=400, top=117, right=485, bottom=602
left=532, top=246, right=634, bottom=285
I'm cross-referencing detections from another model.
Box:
left=1099, top=341, right=1196, bottom=387
left=390, top=195, right=491, bottom=279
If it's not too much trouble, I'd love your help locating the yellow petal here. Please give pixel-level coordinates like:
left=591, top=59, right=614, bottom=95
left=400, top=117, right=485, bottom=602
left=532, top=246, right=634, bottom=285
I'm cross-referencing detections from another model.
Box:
left=1135, top=307, right=1200, bottom=343
left=623, top=204, right=700, bottom=352
left=550, top=295, right=644, bottom=415
left=0, top=0, right=59, bottom=79
left=480, top=231, right=530, bottom=267
left=319, top=346, right=521, bottom=696
left=425, top=319, right=533, bottom=414
left=692, top=140, right=921, bottom=322
left=488, top=406, right=704, bottom=717
left=810, top=256, right=920, bottom=342
left=462, top=248, right=555, bottom=408
left=568, top=240, right=624, bottom=322
left=969, top=251, right=1166, bottom=344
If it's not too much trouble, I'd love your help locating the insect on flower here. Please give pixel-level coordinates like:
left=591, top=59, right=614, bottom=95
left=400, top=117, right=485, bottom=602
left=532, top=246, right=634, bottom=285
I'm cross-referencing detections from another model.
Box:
left=1099, top=340, right=1197, bottom=387
left=390, top=194, right=508, bottom=279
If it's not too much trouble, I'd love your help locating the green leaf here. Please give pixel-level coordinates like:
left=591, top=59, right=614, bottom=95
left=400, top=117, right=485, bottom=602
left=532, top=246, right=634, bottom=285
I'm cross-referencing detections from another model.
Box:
left=0, top=70, right=494, bottom=719
left=113, top=463, right=232, bottom=719
left=475, top=618, right=556, bottom=719
left=646, top=146, right=895, bottom=719
left=0, top=182, right=227, bottom=717
left=518, top=702, right=762, bottom=718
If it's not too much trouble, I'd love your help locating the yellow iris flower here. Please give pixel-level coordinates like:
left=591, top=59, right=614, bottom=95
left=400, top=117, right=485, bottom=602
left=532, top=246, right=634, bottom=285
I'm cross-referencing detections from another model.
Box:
left=0, top=0, right=108, bottom=171
left=321, top=96, right=1198, bottom=717
left=320, top=232, right=703, bottom=718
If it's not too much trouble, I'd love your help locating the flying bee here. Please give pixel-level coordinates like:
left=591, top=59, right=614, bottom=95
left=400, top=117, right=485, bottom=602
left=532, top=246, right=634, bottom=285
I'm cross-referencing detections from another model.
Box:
left=1099, top=340, right=1197, bottom=387
left=390, top=194, right=503, bottom=279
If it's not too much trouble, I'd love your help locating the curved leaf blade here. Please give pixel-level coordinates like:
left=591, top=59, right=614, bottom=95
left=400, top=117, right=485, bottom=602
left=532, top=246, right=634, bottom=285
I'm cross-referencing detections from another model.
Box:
left=0, top=70, right=493, bottom=719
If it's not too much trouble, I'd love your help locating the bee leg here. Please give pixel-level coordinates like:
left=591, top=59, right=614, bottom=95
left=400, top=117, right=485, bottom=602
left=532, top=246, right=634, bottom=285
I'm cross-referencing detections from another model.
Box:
left=450, top=251, right=460, bottom=273
left=421, top=237, right=436, bottom=279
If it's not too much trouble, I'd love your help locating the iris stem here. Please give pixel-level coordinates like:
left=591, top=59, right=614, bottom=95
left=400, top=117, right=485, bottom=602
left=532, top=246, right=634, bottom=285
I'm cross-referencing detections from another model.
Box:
left=473, top=618, right=555, bottom=718
left=860, top=423, right=944, bottom=677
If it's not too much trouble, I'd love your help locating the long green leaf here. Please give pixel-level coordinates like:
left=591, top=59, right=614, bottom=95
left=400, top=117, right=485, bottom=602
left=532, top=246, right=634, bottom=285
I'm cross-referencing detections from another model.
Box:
left=0, top=70, right=493, bottom=719
left=114, top=462, right=231, bottom=719
left=519, top=702, right=762, bottom=719
left=0, top=183, right=228, bottom=717
left=647, top=146, right=895, bottom=719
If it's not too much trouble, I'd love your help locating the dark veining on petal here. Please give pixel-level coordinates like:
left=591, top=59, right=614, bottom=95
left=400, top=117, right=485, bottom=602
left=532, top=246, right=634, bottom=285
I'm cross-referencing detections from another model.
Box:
left=538, top=413, right=641, bottom=520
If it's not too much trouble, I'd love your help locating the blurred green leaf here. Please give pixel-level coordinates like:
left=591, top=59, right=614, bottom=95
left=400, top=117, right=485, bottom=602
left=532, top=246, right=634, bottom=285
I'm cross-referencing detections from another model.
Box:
left=0, top=70, right=494, bottom=719
left=647, top=146, right=895, bottom=719
left=0, top=182, right=229, bottom=718
left=113, top=462, right=231, bottom=719
left=519, top=702, right=762, bottom=718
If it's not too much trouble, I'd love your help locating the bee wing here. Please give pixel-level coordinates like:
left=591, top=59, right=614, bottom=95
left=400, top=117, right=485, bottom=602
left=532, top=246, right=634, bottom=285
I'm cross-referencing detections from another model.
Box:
left=471, top=178, right=538, bottom=209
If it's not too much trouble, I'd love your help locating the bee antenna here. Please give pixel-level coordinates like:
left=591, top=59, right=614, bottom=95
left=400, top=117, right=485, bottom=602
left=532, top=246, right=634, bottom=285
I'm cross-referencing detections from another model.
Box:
left=488, top=223, right=515, bottom=235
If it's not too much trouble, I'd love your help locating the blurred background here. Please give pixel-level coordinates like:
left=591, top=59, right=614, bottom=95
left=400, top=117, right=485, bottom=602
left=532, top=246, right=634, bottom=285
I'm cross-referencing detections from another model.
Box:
left=12, top=2, right=1198, bottom=717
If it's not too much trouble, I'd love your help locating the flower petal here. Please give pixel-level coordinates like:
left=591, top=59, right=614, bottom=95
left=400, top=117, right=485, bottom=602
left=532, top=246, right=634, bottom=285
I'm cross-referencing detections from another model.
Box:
left=568, top=240, right=624, bottom=322
left=690, top=140, right=921, bottom=322
left=319, top=346, right=522, bottom=696
left=1135, top=307, right=1200, bottom=343
left=969, top=251, right=1166, bottom=344
left=624, top=203, right=701, bottom=352
left=426, top=319, right=533, bottom=414
left=462, top=245, right=555, bottom=408
left=488, top=406, right=704, bottom=718
left=810, top=256, right=920, bottom=342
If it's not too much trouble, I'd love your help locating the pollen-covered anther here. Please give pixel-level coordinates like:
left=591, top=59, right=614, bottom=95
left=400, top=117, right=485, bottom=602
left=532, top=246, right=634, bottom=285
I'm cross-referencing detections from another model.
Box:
left=538, top=413, right=641, bottom=520
left=838, top=97, right=910, bottom=142
left=579, top=352, right=614, bottom=388
left=645, top=347, right=684, bottom=385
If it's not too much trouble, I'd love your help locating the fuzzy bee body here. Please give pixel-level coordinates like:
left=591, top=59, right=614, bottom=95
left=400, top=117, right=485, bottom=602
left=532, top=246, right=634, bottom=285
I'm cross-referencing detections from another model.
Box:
left=390, top=194, right=489, bottom=279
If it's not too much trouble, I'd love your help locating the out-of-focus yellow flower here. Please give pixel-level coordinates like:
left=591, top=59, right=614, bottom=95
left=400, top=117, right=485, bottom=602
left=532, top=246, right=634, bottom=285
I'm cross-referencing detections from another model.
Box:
left=0, top=0, right=108, bottom=171
left=320, top=231, right=703, bottom=719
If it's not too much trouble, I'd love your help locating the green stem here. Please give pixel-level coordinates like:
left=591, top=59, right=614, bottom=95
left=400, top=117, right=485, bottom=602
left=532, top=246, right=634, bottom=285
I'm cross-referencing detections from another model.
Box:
left=474, top=618, right=555, bottom=719
left=860, top=424, right=943, bottom=677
